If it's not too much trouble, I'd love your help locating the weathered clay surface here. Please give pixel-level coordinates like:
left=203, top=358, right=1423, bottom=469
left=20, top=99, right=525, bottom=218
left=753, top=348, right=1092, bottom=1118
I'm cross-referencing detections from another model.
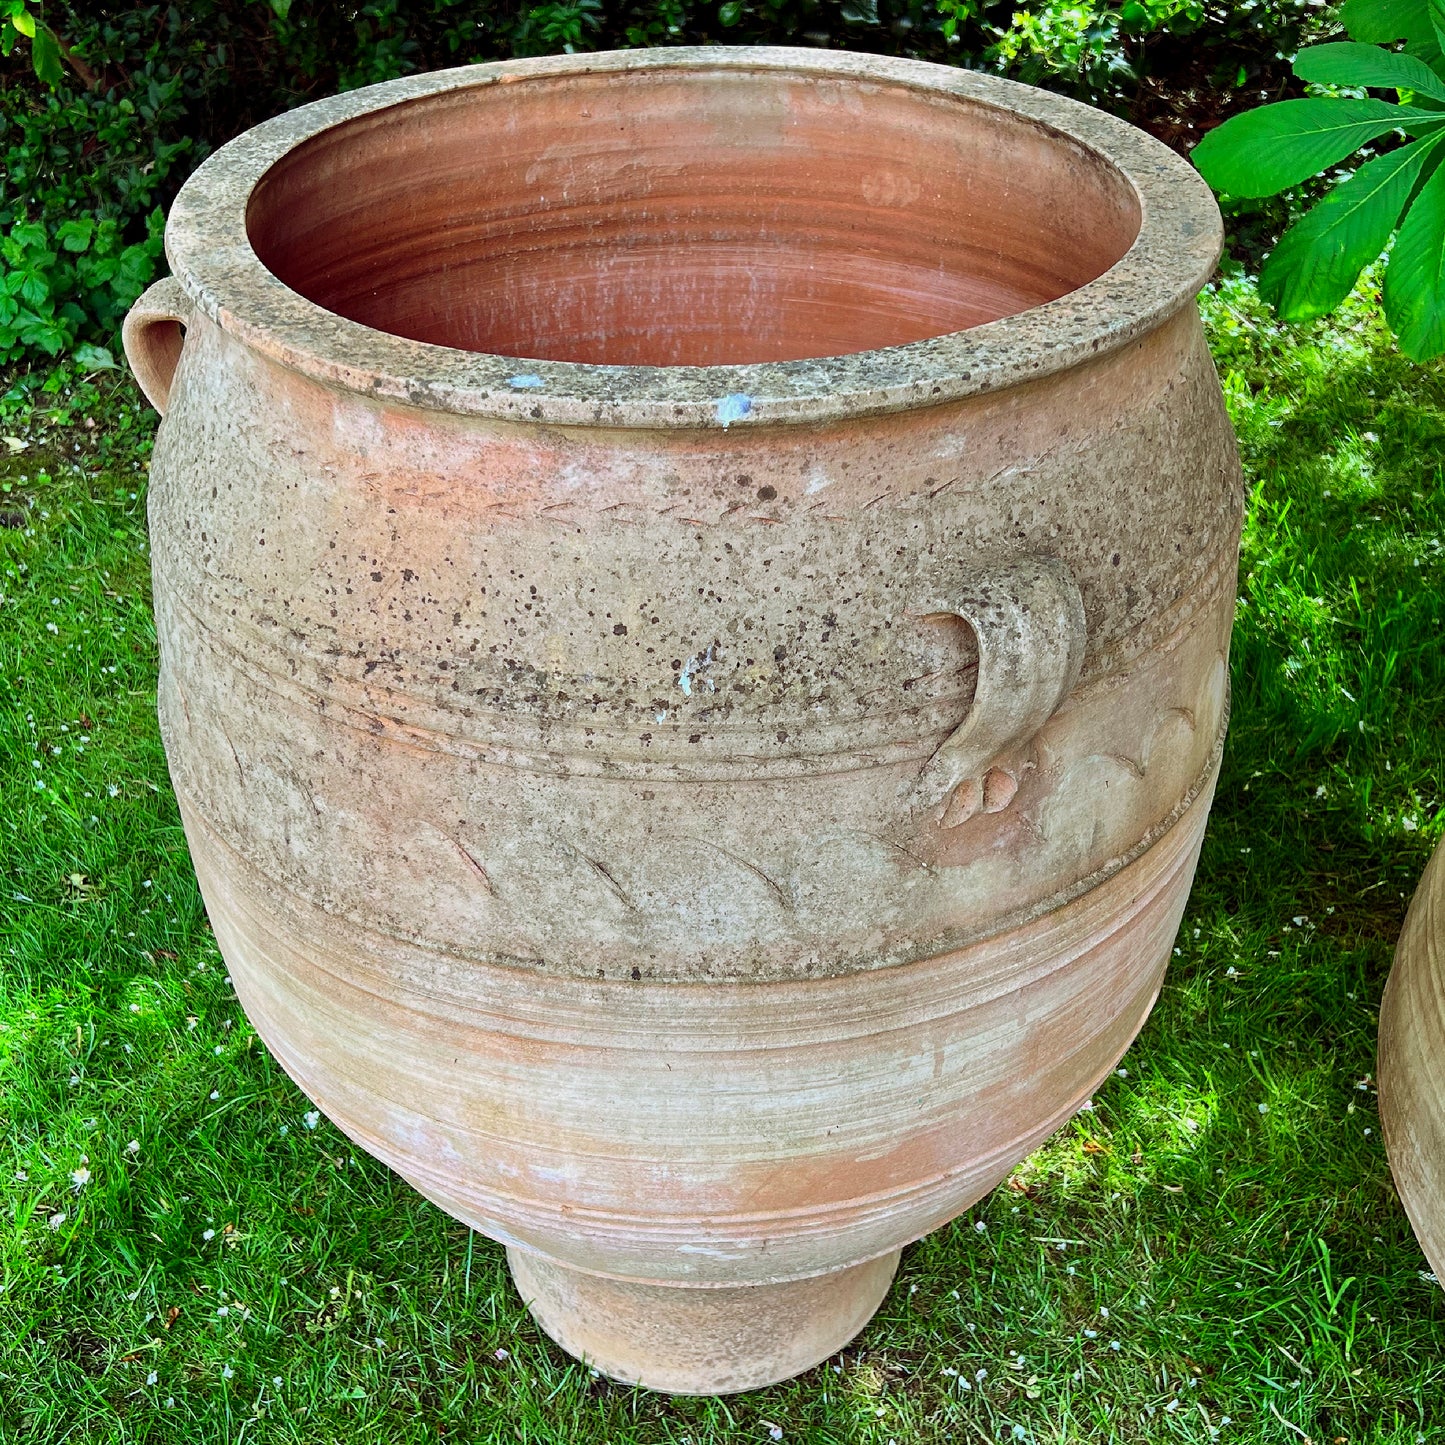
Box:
left=126, top=48, right=1242, bottom=1393
left=1380, top=839, right=1445, bottom=1287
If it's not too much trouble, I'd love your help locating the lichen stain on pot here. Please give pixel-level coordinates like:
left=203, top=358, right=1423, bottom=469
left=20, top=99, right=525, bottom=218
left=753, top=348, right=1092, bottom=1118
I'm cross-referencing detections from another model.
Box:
left=126, top=47, right=1242, bottom=1394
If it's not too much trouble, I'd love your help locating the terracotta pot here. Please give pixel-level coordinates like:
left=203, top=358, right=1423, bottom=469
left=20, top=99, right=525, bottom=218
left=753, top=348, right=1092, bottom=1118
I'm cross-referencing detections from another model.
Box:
left=1380, top=838, right=1445, bottom=1284
left=123, top=48, right=1241, bottom=1393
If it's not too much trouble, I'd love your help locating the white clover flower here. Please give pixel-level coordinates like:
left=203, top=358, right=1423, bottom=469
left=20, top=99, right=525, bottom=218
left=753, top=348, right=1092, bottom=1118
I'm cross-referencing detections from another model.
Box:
left=146, top=1371, right=158, bottom=1385
left=1258, top=1104, right=1269, bottom=1115
left=221, top=1365, right=234, bottom=1379
left=303, top=1111, right=320, bottom=1130
left=48, top=1212, right=66, bottom=1230
left=203, top=1229, right=215, bottom=1241
left=70, top=1166, right=90, bottom=1190
left=126, top=1140, right=140, bottom=1154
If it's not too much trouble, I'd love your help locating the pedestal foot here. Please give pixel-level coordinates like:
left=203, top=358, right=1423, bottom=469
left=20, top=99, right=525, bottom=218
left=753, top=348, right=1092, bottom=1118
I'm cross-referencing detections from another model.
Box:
left=507, top=1247, right=901, bottom=1395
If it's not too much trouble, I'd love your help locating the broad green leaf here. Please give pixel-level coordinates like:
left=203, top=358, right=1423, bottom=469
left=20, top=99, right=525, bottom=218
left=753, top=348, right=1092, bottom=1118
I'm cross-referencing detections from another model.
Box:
left=1405, top=30, right=1445, bottom=68
left=10, top=6, right=32, bottom=36
left=1193, top=98, right=1437, bottom=197
left=1434, top=0, right=1445, bottom=59
left=55, top=218, right=93, bottom=253
left=1261, top=135, right=1444, bottom=320
left=1341, top=0, right=1433, bottom=42
left=18, top=271, right=48, bottom=307
left=9, top=220, right=48, bottom=251
left=29, top=23, right=62, bottom=86
left=1294, top=42, right=1445, bottom=103
left=1384, top=151, right=1445, bottom=356
left=72, top=343, right=116, bottom=372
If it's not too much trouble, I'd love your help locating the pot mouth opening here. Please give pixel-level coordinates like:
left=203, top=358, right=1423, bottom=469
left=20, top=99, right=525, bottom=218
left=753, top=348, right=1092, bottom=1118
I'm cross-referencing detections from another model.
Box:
left=167, top=49, right=1222, bottom=428
left=244, top=67, right=1142, bottom=371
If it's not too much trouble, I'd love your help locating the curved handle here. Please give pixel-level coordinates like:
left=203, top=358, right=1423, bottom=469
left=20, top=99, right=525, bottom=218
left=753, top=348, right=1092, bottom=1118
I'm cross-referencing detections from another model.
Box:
left=913, top=555, right=1086, bottom=823
left=122, top=275, right=193, bottom=416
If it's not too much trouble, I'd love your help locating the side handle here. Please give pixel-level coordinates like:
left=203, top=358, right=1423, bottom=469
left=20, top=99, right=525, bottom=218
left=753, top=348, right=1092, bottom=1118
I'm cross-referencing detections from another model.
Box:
left=913, top=555, right=1086, bottom=826
left=122, top=275, right=193, bottom=416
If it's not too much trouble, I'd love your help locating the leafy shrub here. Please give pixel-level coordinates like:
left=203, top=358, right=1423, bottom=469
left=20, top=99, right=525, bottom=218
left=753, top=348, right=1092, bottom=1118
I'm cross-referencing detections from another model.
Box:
left=1194, top=0, right=1445, bottom=360
left=0, top=0, right=1324, bottom=370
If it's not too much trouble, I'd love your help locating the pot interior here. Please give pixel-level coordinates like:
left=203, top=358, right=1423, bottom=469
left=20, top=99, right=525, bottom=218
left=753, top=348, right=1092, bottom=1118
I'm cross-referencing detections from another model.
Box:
left=247, top=67, right=1142, bottom=368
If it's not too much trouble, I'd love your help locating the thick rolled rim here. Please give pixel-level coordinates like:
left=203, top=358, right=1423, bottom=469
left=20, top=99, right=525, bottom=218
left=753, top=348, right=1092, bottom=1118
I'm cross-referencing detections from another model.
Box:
left=164, top=46, right=1223, bottom=430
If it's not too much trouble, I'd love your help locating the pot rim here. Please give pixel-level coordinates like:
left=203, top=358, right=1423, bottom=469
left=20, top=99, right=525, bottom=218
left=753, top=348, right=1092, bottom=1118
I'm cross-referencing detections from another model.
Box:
left=165, top=46, right=1222, bottom=430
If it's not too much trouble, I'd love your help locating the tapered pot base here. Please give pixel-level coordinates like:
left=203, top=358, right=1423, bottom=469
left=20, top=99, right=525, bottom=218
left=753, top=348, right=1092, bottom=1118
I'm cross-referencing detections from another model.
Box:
left=507, top=1246, right=901, bottom=1394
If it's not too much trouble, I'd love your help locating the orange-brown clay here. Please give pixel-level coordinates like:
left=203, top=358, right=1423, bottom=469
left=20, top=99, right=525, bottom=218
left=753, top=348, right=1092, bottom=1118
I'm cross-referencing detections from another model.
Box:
left=1380, top=840, right=1445, bottom=1287
left=125, top=48, right=1241, bottom=1394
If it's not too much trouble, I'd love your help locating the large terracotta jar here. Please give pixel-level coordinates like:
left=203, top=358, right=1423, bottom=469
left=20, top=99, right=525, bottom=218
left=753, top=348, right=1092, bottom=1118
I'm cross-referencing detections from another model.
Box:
left=1380, top=839, right=1445, bottom=1284
left=123, top=48, right=1241, bottom=1393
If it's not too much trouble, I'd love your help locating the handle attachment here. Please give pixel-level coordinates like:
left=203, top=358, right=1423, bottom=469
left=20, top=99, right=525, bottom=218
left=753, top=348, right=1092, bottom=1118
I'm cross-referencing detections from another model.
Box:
left=122, top=275, right=193, bottom=416
left=913, top=555, right=1086, bottom=824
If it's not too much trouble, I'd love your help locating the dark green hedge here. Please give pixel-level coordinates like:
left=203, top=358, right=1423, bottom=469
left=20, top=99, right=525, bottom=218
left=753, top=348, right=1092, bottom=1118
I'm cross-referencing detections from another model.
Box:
left=1, top=0, right=1328, bottom=367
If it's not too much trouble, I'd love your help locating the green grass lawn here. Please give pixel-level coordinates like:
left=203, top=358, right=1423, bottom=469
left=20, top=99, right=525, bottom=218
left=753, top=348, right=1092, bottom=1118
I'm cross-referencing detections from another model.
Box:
left=2, top=270, right=1444, bottom=1444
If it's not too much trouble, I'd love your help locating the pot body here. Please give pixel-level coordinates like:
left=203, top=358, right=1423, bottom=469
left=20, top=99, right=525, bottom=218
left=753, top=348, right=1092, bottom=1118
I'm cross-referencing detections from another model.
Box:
left=150, top=299, right=1237, bottom=1275
left=1380, top=838, right=1445, bottom=1285
left=129, top=49, right=1241, bottom=1392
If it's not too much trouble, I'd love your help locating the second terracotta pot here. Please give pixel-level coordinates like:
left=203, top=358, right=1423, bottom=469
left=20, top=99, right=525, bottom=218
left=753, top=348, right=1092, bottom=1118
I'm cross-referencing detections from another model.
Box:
left=124, top=48, right=1242, bottom=1393
left=1380, top=838, right=1445, bottom=1287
